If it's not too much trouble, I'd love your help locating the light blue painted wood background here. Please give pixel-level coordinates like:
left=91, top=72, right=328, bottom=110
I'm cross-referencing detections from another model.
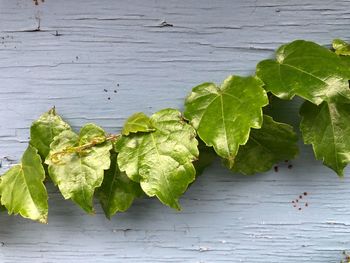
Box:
left=0, top=0, right=350, bottom=262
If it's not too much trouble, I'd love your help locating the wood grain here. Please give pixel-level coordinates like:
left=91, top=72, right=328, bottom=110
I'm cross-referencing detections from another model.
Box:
left=0, top=0, right=350, bottom=262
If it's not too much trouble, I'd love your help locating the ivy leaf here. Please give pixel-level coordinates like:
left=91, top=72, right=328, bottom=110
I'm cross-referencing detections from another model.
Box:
left=96, top=152, right=143, bottom=219
left=46, top=124, right=112, bottom=213
left=194, top=138, right=217, bottom=176
left=256, top=40, right=350, bottom=104
left=184, top=75, right=268, bottom=167
left=227, top=115, right=299, bottom=175
left=116, top=109, right=199, bottom=210
left=122, top=112, right=155, bottom=135
left=30, top=107, right=71, bottom=160
left=0, top=145, right=48, bottom=223
left=333, top=39, right=350, bottom=56
left=0, top=178, right=7, bottom=212
left=300, top=100, right=350, bottom=176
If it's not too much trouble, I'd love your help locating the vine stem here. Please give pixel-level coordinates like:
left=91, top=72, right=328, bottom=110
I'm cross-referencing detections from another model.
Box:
left=50, top=134, right=120, bottom=163
left=71, top=134, right=120, bottom=152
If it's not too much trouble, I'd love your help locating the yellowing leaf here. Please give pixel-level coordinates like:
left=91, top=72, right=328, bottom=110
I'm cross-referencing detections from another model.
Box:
left=30, top=107, right=71, bottom=159
left=116, top=109, right=198, bottom=210
left=333, top=39, right=350, bottom=56
left=0, top=145, right=48, bottom=223
left=46, top=124, right=112, bottom=213
left=122, top=112, right=155, bottom=135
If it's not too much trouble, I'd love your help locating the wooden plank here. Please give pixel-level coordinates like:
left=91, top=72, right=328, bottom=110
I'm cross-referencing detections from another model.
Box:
left=0, top=0, right=350, bottom=262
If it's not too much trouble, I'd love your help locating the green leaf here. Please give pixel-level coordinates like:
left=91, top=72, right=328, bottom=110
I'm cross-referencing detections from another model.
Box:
left=256, top=40, right=350, bottom=104
left=30, top=107, right=71, bottom=159
left=0, top=179, right=6, bottom=212
left=0, top=145, right=48, bottom=223
left=194, top=138, right=217, bottom=176
left=96, top=152, right=143, bottom=219
left=116, top=109, right=199, bottom=210
left=122, top=112, right=155, bottom=135
left=333, top=39, right=350, bottom=56
left=227, top=115, right=299, bottom=175
left=46, top=124, right=112, bottom=213
left=184, top=75, right=268, bottom=167
left=300, top=100, right=350, bottom=176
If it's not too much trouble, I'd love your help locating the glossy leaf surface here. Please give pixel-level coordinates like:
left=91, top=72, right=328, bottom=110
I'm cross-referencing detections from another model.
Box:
left=228, top=115, right=299, bottom=175
left=116, top=109, right=198, bottom=209
left=300, top=101, right=350, bottom=176
left=257, top=40, right=350, bottom=104
left=184, top=75, right=268, bottom=167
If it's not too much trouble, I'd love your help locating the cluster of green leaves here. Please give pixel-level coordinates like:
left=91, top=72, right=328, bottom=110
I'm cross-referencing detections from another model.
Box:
left=0, top=39, right=350, bottom=223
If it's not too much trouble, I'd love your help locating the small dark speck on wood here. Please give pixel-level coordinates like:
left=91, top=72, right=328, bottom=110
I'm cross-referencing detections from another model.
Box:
left=158, top=20, right=173, bottom=28
left=53, top=30, right=63, bottom=37
left=33, top=0, right=45, bottom=5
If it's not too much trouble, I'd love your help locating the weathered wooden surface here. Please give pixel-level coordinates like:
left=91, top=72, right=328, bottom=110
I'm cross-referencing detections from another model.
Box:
left=0, top=0, right=350, bottom=262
